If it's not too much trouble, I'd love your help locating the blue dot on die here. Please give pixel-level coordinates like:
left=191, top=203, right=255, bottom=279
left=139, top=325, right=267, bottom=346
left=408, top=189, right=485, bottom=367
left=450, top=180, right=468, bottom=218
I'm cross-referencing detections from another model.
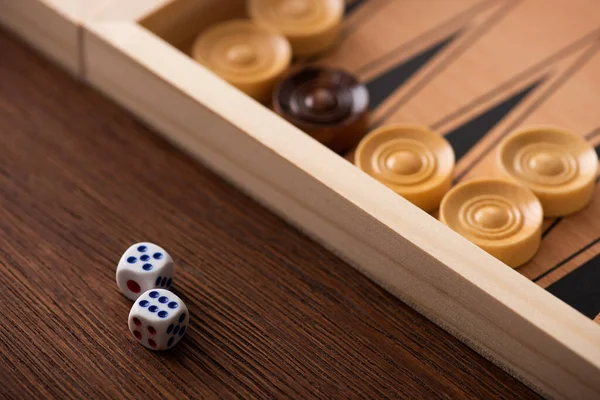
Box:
left=158, top=311, right=168, bottom=318
left=153, top=252, right=163, bottom=260
left=161, top=277, right=167, bottom=287
left=155, top=276, right=161, bottom=286
left=140, top=254, right=150, bottom=262
left=142, top=263, right=153, bottom=271
left=127, top=256, right=137, bottom=264
left=179, top=326, right=186, bottom=336
left=179, top=313, right=186, bottom=323
left=168, top=302, right=178, bottom=309
left=137, top=245, right=148, bottom=252
left=167, top=337, right=174, bottom=347
left=149, top=291, right=159, bottom=298
left=166, top=278, right=172, bottom=288
left=158, top=296, right=168, bottom=304
left=167, top=324, right=174, bottom=334
left=173, top=325, right=180, bottom=335
left=139, top=300, right=149, bottom=307
left=149, top=305, right=158, bottom=313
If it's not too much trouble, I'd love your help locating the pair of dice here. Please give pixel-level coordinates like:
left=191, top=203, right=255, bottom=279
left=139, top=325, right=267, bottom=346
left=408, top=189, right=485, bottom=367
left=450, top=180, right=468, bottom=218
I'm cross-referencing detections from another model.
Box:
left=116, top=242, right=189, bottom=351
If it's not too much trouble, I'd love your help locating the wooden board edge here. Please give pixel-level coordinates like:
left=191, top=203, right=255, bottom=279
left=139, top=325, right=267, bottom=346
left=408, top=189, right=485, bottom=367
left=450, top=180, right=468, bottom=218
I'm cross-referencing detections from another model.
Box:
left=84, top=0, right=176, bottom=21
left=82, top=20, right=600, bottom=400
left=0, top=0, right=79, bottom=74
left=0, top=0, right=143, bottom=76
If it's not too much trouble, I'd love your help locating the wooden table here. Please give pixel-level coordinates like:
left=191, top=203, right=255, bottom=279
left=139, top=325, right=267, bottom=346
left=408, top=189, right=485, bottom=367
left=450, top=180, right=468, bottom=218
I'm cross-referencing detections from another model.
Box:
left=0, top=27, right=539, bottom=399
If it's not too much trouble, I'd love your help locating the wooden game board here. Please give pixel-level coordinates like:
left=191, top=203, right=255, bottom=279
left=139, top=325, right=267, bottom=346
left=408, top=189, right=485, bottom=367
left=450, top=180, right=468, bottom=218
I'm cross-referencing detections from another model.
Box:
left=2, top=0, right=599, bottom=398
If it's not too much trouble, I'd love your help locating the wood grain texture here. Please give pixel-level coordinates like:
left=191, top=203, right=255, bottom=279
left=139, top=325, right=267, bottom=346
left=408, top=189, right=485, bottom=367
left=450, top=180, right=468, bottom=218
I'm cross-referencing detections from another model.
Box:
left=0, top=28, right=539, bottom=400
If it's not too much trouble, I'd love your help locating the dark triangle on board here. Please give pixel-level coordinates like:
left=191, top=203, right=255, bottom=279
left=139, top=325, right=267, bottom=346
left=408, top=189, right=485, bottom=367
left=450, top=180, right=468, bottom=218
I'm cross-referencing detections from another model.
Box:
left=345, top=0, right=367, bottom=15
left=366, top=33, right=458, bottom=110
left=546, top=251, right=600, bottom=319
left=444, top=79, right=544, bottom=161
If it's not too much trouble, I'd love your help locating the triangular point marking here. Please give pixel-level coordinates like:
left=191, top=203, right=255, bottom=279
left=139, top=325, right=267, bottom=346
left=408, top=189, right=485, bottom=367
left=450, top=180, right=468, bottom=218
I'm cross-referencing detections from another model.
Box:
left=366, top=33, right=458, bottom=110
left=546, top=251, right=600, bottom=319
left=444, top=78, right=544, bottom=160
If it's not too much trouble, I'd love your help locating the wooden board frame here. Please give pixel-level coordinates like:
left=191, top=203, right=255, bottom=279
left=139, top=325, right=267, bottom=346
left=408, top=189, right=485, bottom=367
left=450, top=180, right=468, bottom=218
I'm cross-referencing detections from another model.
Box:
left=8, top=0, right=595, bottom=398
left=0, top=0, right=79, bottom=73
left=0, top=0, right=120, bottom=74
left=0, top=0, right=125, bottom=76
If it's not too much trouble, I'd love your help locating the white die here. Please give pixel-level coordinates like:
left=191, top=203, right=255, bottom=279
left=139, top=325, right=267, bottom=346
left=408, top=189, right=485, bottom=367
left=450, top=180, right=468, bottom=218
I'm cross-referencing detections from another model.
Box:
left=128, top=289, right=189, bottom=350
left=116, top=242, right=175, bottom=301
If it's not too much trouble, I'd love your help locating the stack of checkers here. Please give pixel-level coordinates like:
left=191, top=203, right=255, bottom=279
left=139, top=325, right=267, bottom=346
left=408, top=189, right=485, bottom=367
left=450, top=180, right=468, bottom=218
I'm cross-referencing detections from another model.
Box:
left=190, top=0, right=369, bottom=153
left=354, top=125, right=599, bottom=269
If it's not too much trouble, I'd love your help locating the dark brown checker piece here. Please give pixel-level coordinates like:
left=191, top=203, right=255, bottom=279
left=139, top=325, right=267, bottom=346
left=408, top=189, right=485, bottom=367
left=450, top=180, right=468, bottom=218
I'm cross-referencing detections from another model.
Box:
left=272, top=66, right=369, bottom=153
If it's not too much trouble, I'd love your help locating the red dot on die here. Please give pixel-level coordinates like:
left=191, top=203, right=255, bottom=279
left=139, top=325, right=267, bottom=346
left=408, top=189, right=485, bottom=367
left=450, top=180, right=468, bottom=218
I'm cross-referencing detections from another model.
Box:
left=148, top=326, right=156, bottom=335
left=127, top=280, right=141, bottom=293
left=148, top=339, right=157, bottom=348
left=133, top=318, right=141, bottom=327
left=133, top=331, right=142, bottom=340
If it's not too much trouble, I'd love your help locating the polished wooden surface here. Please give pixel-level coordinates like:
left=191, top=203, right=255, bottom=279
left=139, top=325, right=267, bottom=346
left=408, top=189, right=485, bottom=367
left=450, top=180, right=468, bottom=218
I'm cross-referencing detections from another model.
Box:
left=0, top=28, right=538, bottom=399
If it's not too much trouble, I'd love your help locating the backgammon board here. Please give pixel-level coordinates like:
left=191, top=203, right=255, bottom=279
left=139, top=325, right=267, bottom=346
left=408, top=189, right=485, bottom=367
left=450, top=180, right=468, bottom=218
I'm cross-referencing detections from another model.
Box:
left=332, top=0, right=600, bottom=323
